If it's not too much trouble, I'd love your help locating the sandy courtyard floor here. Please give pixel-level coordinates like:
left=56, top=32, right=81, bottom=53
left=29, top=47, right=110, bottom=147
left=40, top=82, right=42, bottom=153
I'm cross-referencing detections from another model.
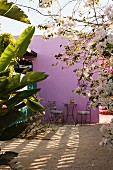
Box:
left=0, top=124, right=113, bottom=170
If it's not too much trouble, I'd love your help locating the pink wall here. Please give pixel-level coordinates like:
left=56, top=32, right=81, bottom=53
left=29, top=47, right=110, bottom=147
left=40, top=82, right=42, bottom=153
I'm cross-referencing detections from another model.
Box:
left=25, top=35, right=99, bottom=123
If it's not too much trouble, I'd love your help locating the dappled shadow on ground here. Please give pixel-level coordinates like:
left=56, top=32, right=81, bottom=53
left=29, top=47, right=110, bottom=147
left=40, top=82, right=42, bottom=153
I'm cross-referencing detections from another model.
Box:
left=0, top=124, right=113, bottom=170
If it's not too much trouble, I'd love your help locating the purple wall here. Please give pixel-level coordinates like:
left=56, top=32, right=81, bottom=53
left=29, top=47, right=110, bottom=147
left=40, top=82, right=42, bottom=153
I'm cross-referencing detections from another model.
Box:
left=25, top=35, right=99, bottom=123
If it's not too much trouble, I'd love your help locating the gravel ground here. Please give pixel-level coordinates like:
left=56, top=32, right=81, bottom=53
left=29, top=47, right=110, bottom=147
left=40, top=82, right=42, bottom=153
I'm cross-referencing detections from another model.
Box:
left=0, top=124, right=113, bottom=170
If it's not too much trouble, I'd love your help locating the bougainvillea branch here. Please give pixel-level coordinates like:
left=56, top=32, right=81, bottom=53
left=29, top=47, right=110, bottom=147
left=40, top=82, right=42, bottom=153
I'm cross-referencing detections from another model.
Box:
left=12, top=0, right=113, bottom=148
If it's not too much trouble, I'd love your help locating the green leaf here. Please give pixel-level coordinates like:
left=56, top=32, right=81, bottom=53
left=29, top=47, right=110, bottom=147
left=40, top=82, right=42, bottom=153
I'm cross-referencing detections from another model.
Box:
left=0, top=0, right=30, bottom=24
left=0, top=110, right=22, bottom=131
left=0, top=70, right=9, bottom=77
left=6, top=88, right=41, bottom=109
left=0, top=72, right=48, bottom=96
left=0, top=26, right=35, bottom=72
left=0, top=0, right=12, bottom=15
left=7, top=74, right=21, bottom=89
left=15, top=26, right=35, bottom=56
left=106, top=43, right=113, bottom=49
left=0, top=79, right=8, bottom=95
left=0, top=42, right=16, bottom=72
left=21, top=71, right=48, bottom=84
left=26, top=99, right=45, bottom=116
left=0, top=76, right=7, bottom=81
left=0, top=122, right=27, bottom=141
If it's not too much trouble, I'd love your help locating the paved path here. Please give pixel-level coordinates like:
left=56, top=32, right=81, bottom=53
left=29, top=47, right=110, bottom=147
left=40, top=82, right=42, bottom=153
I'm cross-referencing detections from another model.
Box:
left=0, top=124, right=113, bottom=170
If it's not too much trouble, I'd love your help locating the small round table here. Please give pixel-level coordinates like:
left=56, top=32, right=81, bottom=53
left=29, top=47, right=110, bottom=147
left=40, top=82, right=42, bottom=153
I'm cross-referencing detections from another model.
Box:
left=63, top=103, right=77, bottom=124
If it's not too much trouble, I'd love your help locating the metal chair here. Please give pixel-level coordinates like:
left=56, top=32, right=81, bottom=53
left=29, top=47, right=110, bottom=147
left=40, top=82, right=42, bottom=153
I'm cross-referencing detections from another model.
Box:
left=76, top=101, right=91, bottom=125
left=48, top=101, right=64, bottom=124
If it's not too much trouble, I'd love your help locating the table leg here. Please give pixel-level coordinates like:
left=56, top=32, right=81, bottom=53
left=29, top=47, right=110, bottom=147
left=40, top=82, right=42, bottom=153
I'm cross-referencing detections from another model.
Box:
left=72, top=104, right=77, bottom=125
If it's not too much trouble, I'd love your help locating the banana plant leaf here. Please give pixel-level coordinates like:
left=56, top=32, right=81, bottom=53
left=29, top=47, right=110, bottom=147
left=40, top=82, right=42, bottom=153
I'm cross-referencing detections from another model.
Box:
left=0, top=122, right=27, bottom=141
left=0, top=72, right=48, bottom=97
left=0, top=42, right=16, bottom=72
left=0, top=77, right=7, bottom=82
left=0, top=26, right=35, bottom=72
left=21, top=71, right=48, bottom=84
left=7, top=73, right=21, bottom=89
left=0, top=79, right=8, bottom=94
left=26, top=99, right=45, bottom=115
left=0, top=0, right=30, bottom=24
left=0, top=110, right=22, bottom=130
left=15, top=26, right=35, bottom=56
left=0, top=70, right=9, bottom=77
left=6, top=88, right=41, bottom=109
left=0, top=77, right=14, bottom=100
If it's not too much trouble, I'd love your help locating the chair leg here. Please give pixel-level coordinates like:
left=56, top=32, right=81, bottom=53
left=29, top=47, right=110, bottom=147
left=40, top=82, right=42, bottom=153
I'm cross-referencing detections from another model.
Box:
left=62, top=113, right=65, bottom=124
left=76, top=114, right=78, bottom=125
